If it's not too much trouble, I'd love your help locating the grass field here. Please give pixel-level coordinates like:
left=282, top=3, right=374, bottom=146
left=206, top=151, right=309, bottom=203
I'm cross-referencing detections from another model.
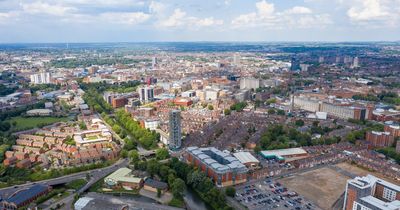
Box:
left=7, top=116, right=69, bottom=131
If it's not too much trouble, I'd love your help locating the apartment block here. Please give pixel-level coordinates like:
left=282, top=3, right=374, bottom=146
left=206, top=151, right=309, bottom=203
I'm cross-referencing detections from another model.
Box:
left=343, top=175, right=400, bottom=210
left=366, top=131, right=395, bottom=148
left=185, top=147, right=248, bottom=187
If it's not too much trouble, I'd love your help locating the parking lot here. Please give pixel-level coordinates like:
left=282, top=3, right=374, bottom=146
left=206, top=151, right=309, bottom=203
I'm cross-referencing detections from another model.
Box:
left=234, top=179, right=321, bottom=210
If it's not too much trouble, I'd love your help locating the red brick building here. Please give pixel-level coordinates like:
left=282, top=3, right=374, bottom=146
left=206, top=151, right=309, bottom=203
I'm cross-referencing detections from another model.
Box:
left=112, top=97, right=128, bottom=108
left=366, top=131, right=395, bottom=148
left=185, top=147, right=248, bottom=187
left=384, top=125, right=400, bottom=137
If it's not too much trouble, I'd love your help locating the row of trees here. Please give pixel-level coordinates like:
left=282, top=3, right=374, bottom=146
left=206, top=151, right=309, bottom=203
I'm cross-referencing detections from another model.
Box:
left=115, top=110, right=159, bottom=150
left=83, top=88, right=113, bottom=114
left=352, top=91, right=400, bottom=105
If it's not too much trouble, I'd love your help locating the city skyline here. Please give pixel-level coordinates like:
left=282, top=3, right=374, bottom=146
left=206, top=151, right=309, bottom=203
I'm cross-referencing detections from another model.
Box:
left=1, top=0, right=400, bottom=43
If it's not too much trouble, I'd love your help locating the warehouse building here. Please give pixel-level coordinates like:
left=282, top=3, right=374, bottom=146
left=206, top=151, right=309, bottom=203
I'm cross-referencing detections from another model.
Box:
left=233, top=151, right=260, bottom=168
left=104, top=167, right=143, bottom=190
left=185, top=147, right=248, bottom=187
left=260, top=148, right=308, bottom=162
left=1, top=184, right=51, bottom=209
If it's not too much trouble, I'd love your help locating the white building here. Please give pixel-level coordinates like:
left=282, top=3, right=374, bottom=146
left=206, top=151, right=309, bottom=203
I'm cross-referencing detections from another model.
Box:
left=205, top=89, right=219, bottom=101
left=138, top=86, right=154, bottom=103
left=30, top=72, right=51, bottom=84
left=144, top=119, right=159, bottom=131
left=240, top=77, right=260, bottom=90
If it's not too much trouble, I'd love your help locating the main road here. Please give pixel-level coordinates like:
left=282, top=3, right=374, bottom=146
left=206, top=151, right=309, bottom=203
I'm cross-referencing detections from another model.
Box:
left=0, top=158, right=128, bottom=199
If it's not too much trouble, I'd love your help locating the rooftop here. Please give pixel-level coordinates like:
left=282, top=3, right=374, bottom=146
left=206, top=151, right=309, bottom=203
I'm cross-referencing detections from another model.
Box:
left=144, top=178, right=168, bottom=190
left=233, top=151, right=259, bottom=164
left=6, top=184, right=49, bottom=206
left=360, top=196, right=400, bottom=210
left=104, top=167, right=142, bottom=186
left=260, top=148, right=307, bottom=158
left=187, top=146, right=248, bottom=173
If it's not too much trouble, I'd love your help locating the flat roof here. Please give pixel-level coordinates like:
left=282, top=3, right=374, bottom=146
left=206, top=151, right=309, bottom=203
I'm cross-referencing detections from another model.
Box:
left=260, top=148, right=307, bottom=157
left=360, top=196, right=400, bottom=210
left=104, top=167, right=142, bottom=185
left=233, top=152, right=259, bottom=164
left=7, top=184, right=49, bottom=205
left=187, top=146, right=247, bottom=173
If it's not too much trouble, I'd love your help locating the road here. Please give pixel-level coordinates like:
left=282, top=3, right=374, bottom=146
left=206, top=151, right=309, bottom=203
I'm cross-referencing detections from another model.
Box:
left=84, top=192, right=184, bottom=210
left=0, top=158, right=128, bottom=199
left=43, top=158, right=129, bottom=210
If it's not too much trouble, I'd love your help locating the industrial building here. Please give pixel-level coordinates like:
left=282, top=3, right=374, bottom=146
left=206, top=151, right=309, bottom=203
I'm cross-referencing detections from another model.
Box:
left=1, top=184, right=51, bottom=209
left=185, top=147, right=248, bottom=187
left=260, top=148, right=308, bottom=162
left=104, top=167, right=143, bottom=190
left=343, top=175, right=400, bottom=210
left=233, top=151, right=260, bottom=168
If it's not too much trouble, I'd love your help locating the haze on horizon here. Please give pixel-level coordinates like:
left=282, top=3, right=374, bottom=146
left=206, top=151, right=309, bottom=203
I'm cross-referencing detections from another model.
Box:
left=0, top=0, right=399, bottom=43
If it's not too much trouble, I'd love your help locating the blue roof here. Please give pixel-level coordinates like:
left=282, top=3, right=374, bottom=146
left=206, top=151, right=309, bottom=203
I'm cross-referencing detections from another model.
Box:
left=7, top=184, right=49, bottom=206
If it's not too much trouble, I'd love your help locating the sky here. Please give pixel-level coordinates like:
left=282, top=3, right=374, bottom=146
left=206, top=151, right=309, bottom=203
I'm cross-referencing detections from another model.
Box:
left=0, top=0, right=399, bottom=43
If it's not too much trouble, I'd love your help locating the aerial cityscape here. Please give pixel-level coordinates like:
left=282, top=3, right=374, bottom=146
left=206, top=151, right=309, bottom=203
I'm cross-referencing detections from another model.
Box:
left=0, top=1, right=400, bottom=210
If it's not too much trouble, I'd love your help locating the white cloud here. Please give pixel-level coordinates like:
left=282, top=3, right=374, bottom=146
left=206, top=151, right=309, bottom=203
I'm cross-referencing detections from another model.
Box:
left=61, top=0, right=145, bottom=7
left=231, top=0, right=331, bottom=29
left=191, top=17, right=224, bottom=27
left=159, top=8, right=223, bottom=29
left=284, top=6, right=312, bottom=14
left=256, top=0, right=275, bottom=17
left=344, top=0, right=400, bottom=27
left=149, top=1, right=165, bottom=14
left=160, top=8, right=186, bottom=27
left=21, top=2, right=77, bottom=16
left=0, top=12, right=16, bottom=24
left=347, top=0, right=388, bottom=21
left=100, top=12, right=150, bottom=25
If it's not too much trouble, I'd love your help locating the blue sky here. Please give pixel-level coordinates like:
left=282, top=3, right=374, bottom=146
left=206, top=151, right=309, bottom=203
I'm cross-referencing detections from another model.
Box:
left=0, top=0, right=399, bottom=43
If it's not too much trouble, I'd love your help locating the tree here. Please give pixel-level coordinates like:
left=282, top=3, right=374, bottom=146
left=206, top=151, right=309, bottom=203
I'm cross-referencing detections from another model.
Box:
left=146, top=159, right=159, bottom=177
left=208, top=104, right=214, bottom=110
left=112, top=124, right=122, bottom=134
left=267, top=109, right=276, bottom=115
left=223, top=109, right=231, bottom=115
left=129, top=150, right=139, bottom=164
left=254, top=146, right=261, bottom=154
left=156, top=148, right=170, bottom=160
left=157, top=188, right=162, bottom=198
left=171, top=178, right=186, bottom=198
left=159, top=165, right=170, bottom=181
left=277, top=109, right=285, bottom=115
left=225, top=186, right=236, bottom=197
left=295, top=119, right=304, bottom=127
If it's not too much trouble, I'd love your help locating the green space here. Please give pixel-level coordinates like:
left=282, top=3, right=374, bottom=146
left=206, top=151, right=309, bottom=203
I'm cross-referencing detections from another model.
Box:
left=0, top=161, right=113, bottom=187
left=7, top=116, right=69, bottom=131
left=66, top=179, right=88, bottom=190
left=376, top=147, right=400, bottom=164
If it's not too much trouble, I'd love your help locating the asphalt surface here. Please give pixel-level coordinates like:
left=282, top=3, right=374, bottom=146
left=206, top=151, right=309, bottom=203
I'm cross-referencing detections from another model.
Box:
left=0, top=158, right=128, bottom=199
left=85, top=192, right=184, bottom=210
